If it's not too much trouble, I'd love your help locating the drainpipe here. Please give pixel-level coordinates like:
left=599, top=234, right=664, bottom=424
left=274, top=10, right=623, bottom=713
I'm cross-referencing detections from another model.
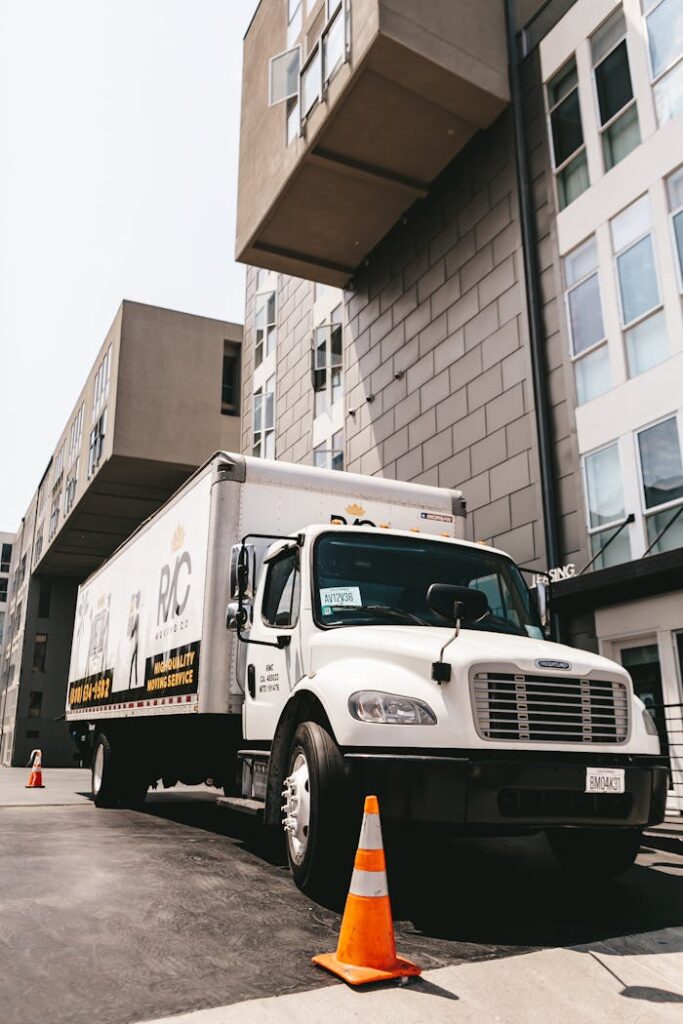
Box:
left=504, top=1, right=562, bottom=598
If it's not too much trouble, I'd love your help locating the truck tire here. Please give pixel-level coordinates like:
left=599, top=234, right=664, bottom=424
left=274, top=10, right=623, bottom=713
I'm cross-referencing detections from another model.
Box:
left=92, top=732, right=147, bottom=809
left=282, top=722, right=353, bottom=903
left=546, top=827, right=642, bottom=879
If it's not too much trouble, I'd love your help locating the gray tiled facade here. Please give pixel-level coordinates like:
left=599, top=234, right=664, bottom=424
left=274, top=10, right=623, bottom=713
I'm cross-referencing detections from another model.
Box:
left=241, top=109, right=572, bottom=575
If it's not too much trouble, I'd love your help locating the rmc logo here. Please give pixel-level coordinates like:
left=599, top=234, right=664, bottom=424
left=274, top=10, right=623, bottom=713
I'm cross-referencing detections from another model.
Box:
left=157, top=524, right=192, bottom=625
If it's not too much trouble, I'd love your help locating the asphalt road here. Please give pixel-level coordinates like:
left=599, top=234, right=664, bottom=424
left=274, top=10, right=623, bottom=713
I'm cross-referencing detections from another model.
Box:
left=1, top=788, right=682, bottom=1024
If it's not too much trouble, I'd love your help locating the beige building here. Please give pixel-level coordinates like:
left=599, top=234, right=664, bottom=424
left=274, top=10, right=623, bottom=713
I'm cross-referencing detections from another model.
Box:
left=0, top=301, right=242, bottom=766
left=236, top=0, right=683, bottom=809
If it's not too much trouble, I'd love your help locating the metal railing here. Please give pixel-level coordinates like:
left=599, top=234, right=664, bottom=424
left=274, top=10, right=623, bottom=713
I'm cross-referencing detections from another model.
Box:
left=650, top=702, right=683, bottom=794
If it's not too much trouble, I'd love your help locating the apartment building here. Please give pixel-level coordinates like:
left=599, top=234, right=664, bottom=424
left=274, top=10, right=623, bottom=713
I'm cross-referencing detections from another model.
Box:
left=0, top=301, right=242, bottom=767
left=236, top=0, right=683, bottom=807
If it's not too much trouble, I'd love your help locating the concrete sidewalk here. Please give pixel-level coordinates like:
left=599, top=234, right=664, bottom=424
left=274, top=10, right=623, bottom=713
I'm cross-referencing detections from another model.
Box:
left=136, top=927, right=683, bottom=1024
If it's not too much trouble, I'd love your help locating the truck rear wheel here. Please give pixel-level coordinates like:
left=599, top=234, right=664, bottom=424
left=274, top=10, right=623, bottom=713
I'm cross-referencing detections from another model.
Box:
left=546, top=827, right=642, bottom=879
left=92, top=732, right=147, bottom=809
left=281, top=722, right=353, bottom=903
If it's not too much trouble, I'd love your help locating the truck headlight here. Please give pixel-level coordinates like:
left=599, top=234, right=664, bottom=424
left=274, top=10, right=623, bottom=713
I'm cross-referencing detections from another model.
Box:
left=642, top=707, right=659, bottom=736
left=349, top=691, right=437, bottom=725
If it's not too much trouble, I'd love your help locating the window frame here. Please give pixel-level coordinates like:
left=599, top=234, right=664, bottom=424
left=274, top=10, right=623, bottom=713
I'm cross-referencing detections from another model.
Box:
left=260, top=546, right=301, bottom=629
left=590, top=11, right=639, bottom=172
left=268, top=44, right=301, bottom=106
left=610, top=195, right=668, bottom=377
left=581, top=440, right=632, bottom=570
left=252, top=376, right=276, bottom=460
left=563, top=236, right=611, bottom=405
left=667, top=166, right=683, bottom=292
left=254, top=290, right=277, bottom=369
left=545, top=56, right=589, bottom=211
left=641, top=0, right=683, bottom=122
left=635, top=413, right=683, bottom=521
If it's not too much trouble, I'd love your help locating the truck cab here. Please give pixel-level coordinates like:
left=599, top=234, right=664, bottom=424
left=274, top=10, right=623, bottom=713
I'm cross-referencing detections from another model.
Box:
left=232, top=524, right=667, bottom=898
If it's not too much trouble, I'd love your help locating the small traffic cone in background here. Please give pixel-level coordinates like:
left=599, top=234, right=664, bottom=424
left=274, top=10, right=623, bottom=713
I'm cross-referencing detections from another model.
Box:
left=25, top=749, right=45, bottom=789
left=312, top=794, right=421, bottom=986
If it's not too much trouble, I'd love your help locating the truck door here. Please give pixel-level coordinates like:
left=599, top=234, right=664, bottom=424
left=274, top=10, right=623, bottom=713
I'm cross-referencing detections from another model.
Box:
left=244, top=544, right=302, bottom=740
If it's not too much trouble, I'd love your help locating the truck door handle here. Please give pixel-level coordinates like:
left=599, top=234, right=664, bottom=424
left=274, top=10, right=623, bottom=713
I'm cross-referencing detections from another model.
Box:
left=247, top=664, right=256, bottom=699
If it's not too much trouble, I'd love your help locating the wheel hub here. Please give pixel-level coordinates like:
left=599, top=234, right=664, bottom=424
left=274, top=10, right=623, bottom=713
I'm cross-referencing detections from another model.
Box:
left=281, top=753, right=310, bottom=865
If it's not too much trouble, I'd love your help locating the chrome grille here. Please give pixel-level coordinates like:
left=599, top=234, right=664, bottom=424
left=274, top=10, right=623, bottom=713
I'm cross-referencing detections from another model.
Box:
left=472, top=672, right=629, bottom=744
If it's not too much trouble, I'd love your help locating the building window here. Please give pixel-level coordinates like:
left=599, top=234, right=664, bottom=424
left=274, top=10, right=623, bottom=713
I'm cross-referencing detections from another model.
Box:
left=314, top=430, right=344, bottom=471
left=221, top=344, right=240, bottom=416
left=591, top=9, right=640, bottom=171
left=68, top=403, right=85, bottom=459
left=642, top=0, right=683, bottom=125
left=0, top=543, right=11, bottom=573
left=53, top=442, right=65, bottom=485
left=611, top=195, right=668, bottom=377
left=32, top=634, right=47, bottom=672
left=34, top=528, right=43, bottom=565
left=92, top=345, right=111, bottom=421
left=547, top=58, right=589, bottom=210
left=322, top=1, right=345, bottom=83
left=64, top=458, right=79, bottom=515
left=667, top=166, right=683, bottom=287
left=38, top=579, right=51, bottom=619
left=28, top=691, right=43, bottom=719
left=584, top=443, right=631, bottom=569
left=87, top=411, right=106, bottom=478
left=0, top=578, right=7, bottom=604
left=253, top=376, right=275, bottom=459
left=312, top=316, right=343, bottom=417
left=269, top=45, right=300, bottom=105
left=254, top=292, right=276, bottom=369
left=637, top=416, right=683, bottom=552
left=0, top=611, right=4, bottom=646
left=48, top=494, right=60, bottom=542
left=564, top=237, right=610, bottom=404
left=287, top=0, right=302, bottom=46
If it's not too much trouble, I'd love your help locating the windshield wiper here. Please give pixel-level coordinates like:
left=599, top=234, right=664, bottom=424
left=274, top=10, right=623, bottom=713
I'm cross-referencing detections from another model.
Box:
left=353, top=605, right=431, bottom=626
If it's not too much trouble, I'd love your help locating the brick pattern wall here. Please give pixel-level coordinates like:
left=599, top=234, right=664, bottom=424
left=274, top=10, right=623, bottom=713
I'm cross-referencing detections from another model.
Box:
left=342, top=112, right=546, bottom=568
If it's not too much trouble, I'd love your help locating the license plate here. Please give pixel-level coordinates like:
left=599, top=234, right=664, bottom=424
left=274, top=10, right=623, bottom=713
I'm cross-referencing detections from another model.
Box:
left=585, top=767, right=625, bottom=794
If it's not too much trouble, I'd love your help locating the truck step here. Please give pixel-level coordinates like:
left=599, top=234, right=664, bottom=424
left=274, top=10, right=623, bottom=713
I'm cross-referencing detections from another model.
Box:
left=216, top=795, right=265, bottom=819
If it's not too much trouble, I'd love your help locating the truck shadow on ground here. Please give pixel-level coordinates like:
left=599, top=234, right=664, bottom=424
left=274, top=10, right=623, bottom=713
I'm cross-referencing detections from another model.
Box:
left=139, top=793, right=683, bottom=956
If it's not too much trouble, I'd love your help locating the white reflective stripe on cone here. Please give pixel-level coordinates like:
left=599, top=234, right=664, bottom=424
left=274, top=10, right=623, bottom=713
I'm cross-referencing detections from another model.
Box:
left=358, top=811, right=383, bottom=851
left=349, top=868, right=389, bottom=898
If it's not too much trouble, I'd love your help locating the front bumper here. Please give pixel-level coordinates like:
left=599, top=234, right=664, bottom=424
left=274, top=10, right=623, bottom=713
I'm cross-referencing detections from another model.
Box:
left=342, top=750, right=669, bottom=829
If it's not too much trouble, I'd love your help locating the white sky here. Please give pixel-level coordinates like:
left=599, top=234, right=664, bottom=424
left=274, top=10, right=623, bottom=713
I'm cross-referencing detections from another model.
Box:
left=0, top=0, right=259, bottom=529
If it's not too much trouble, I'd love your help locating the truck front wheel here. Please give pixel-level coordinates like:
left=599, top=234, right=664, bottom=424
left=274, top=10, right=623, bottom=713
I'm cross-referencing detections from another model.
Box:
left=92, top=732, right=147, bottom=809
left=281, top=722, right=353, bottom=902
left=546, top=826, right=642, bottom=879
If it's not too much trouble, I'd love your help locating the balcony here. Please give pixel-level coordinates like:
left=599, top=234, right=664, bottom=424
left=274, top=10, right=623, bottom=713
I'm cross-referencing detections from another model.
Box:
left=236, top=0, right=510, bottom=286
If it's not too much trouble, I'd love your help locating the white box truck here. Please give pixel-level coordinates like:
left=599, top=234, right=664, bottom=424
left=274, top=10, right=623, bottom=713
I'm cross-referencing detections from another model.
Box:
left=66, top=452, right=667, bottom=898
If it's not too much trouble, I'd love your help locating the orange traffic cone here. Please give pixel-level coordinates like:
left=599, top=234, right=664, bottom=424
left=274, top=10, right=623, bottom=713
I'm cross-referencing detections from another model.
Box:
left=312, top=794, right=421, bottom=986
left=25, top=749, right=45, bottom=789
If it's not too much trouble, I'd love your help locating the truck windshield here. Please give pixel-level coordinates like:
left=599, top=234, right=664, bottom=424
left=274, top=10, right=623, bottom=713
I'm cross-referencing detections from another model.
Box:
left=313, top=532, right=543, bottom=638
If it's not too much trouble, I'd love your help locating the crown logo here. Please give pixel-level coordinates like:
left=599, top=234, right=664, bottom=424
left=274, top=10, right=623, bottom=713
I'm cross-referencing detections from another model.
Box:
left=171, top=524, right=185, bottom=553
left=345, top=502, right=365, bottom=518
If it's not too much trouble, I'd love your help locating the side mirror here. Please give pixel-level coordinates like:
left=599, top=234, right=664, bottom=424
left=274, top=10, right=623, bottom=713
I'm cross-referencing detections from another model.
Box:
left=230, top=543, right=255, bottom=600
left=534, top=577, right=550, bottom=629
left=426, top=583, right=489, bottom=625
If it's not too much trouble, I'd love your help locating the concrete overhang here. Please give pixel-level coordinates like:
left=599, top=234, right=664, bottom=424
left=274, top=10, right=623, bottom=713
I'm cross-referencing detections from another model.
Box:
left=236, top=0, right=510, bottom=287
left=36, top=457, right=196, bottom=579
